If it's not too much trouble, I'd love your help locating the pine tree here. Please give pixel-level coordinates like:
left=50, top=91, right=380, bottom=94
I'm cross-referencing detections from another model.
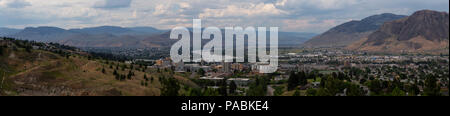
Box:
left=229, top=81, right=237, bottom=94
left=25, top=44, right=32, bottom=53
left=115, top=74, right=120, bottom=80
left=0, top=45, right=4, bottom=56
left=120, top=75, right=126, bottom=81
left=144, top=74, right=148, bottom=81
left=161, top=77, right=180, bottom=96
left=198, top=68, right=206, bottom=76
left=293, top=90, right=301, bottom=96
left=424, top=74, right=441, bottom=96
left=219, top=79, right=228, bottom=96
left=287, top=71, right=299, bottom=90
left=127, top=70, right=133, bottom=80
left=113, top=70, right=118, bottom=76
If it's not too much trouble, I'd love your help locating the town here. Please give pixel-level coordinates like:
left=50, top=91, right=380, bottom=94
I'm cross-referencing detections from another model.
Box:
left=115, top=47, right=449, bottom=96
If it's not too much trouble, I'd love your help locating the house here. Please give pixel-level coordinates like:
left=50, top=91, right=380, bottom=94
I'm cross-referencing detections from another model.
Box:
left=175, top=61, right=185, bottom=73
left=155, top=58, right=172, bottom=68
left=311, top=82, right=321, bottom=88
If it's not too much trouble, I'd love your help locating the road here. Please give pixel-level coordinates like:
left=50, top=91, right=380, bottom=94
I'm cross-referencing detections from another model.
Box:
left=266, top=85, right=274, bottom=96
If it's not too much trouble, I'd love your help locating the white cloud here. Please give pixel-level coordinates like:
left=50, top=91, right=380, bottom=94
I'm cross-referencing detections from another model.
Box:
left=153, top=2, right=191, bottom=16
left=132, top=9, right=137, bottom=18
left=275, top=0, right=287, bottom=6
left=282, top=18, right=340, bottom=32
left=0, top=0, right=31, bottom=8
left=22, top=0, right=99, bottom=19
left=153, top=4, right=169, bottom=15
left=199, top=3, right=287, bottom=18
left=275, top=0, right=360, bottom=10
left=0, top=0, right=449, bottom=33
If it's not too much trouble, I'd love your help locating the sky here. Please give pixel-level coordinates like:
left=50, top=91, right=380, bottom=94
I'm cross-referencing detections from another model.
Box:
left=0, top=0, right=449, bottom=33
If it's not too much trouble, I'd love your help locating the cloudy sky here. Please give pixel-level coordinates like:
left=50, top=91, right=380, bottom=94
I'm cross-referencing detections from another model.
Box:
left=0, top=0, right=448, bottom=33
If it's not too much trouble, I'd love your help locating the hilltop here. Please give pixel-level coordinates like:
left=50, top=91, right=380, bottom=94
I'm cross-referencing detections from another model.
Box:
left=0, top=37, right=196, bottom=96
left=302, top=13, right=406, bottom=48
left=348, top=10, right=449, bottom=55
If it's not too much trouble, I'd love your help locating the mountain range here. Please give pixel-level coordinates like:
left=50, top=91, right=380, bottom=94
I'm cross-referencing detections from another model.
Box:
left=303, top=9, right=448, bottom=55
left=348, top=10, right=449, bottom=54
left=4, top=26, right=171, bottom=48
left=302, top=13, right=407, bottom=48
left=4, top=10, right=446, bottom=55
left=0, top=26, right=316, bottom=48
left=0, top=27, right=21, bottom=36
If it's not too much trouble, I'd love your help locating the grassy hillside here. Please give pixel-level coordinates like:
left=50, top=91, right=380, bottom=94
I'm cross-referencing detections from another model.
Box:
left=0, top=37, right=196, bottom=96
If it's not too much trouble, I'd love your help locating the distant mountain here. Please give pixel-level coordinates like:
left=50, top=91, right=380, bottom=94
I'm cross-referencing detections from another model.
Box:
left=0, top=27, right=21, bottom=36
left=348, top=10, right=449, bottom=54
left=69, top=26, right=134, bottom=35
left=182, top=28, right=316, bottom=47
left=278, top=32, right=317, bottom=47
left=127, top=27, right=167, bottom=35
left=302, top=13, right=406, bottom=48
left=13, top=26, right=79, bottom=42
left=7, top=26, right=315, bottom=48
left=68, top=26, right=166, bottom=36
left=9, top=26, right=171, bottom=48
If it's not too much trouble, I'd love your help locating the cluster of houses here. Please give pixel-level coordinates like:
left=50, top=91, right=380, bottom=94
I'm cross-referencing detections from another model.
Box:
left=123, top=50, right=448, bottom=96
